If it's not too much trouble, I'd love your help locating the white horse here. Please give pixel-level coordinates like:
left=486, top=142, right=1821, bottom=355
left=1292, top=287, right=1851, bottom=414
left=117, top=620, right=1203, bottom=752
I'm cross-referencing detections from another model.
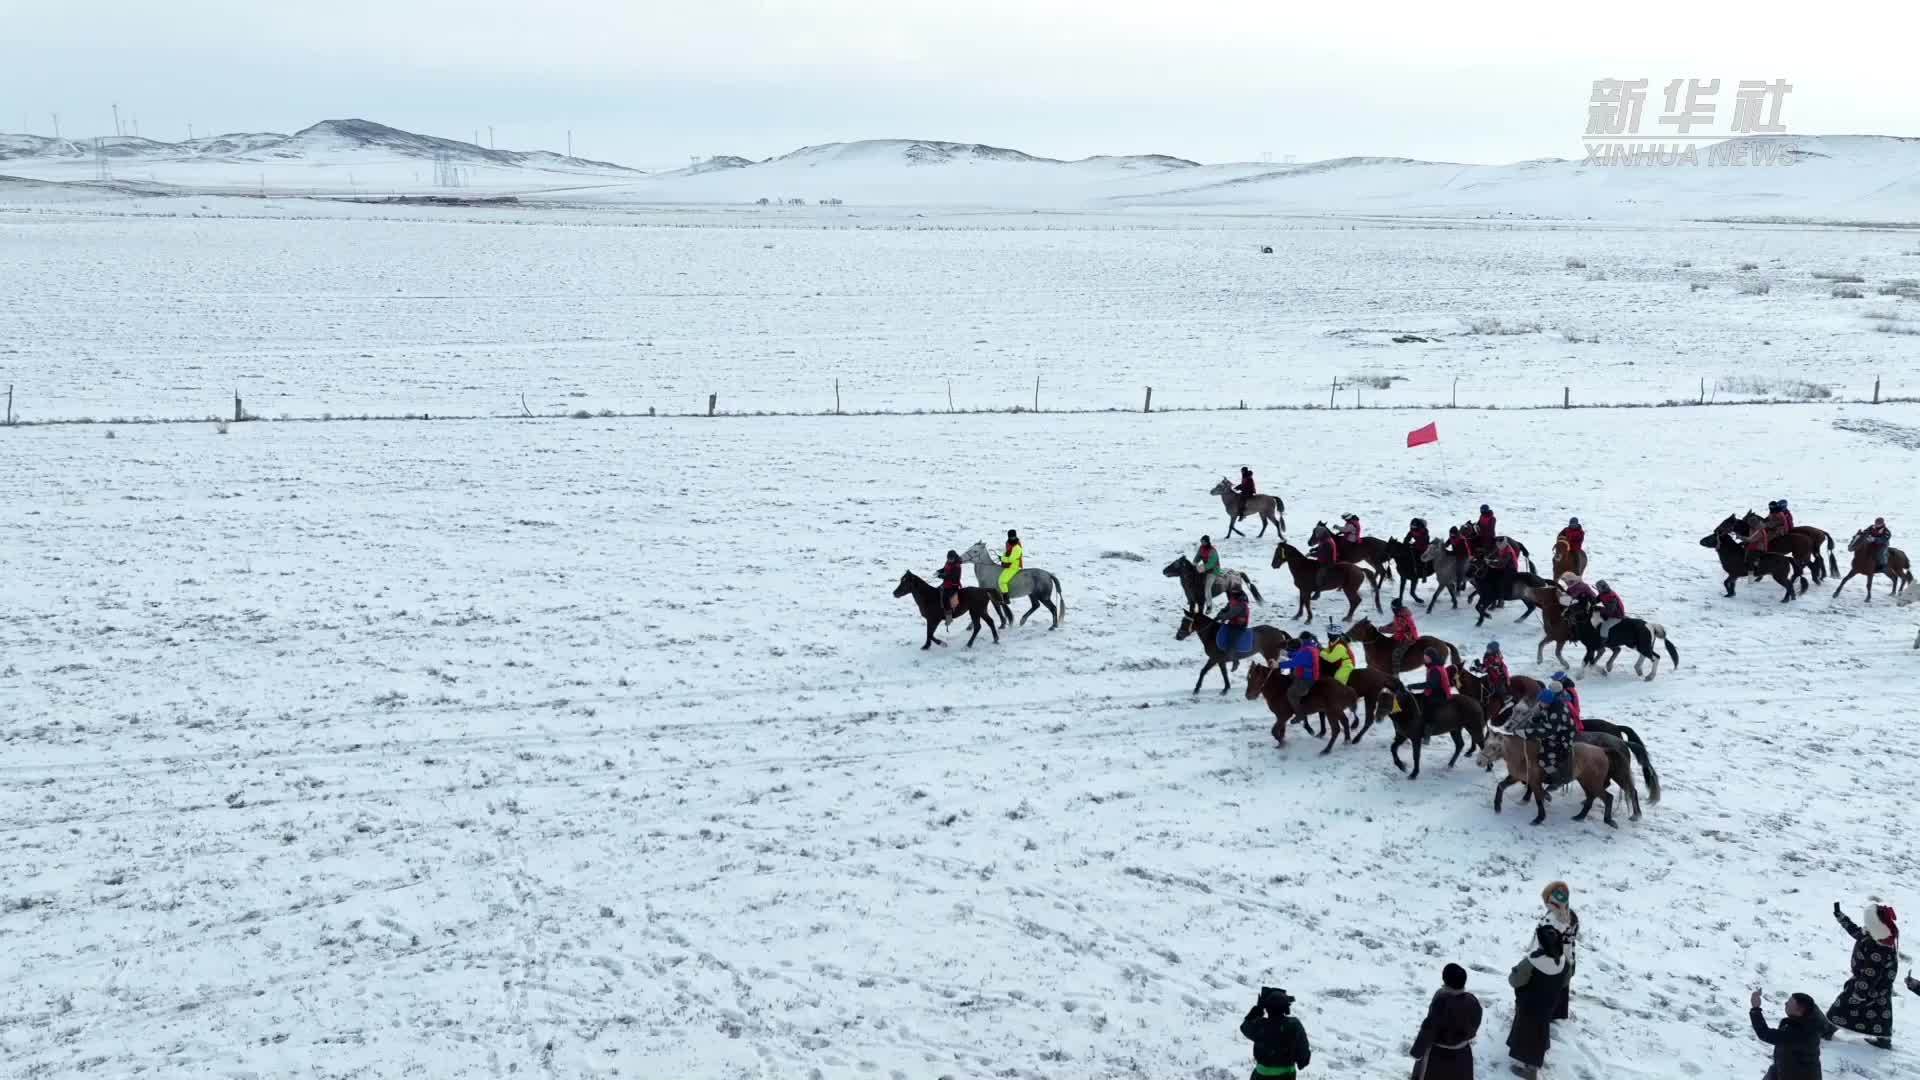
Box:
left=960, top=541, right=1066, bottom=629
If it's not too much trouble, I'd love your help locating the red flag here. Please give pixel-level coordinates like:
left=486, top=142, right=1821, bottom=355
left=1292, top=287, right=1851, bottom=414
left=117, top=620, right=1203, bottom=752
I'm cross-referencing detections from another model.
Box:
left=1406, top=422, right=1439, bottom=448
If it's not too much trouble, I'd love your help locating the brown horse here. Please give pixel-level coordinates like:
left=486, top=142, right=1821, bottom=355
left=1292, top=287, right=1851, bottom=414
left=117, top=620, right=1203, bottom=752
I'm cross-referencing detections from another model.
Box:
left=1738, top=511, right=1824, bottom=583
left=1551, top=539, right=1588, bottom=580
left=1246, top=661, right=1362, bottom=754
left=1791, top=525, right=1840, bottom=577
left=1832, top=534, right=1913, bottom=601
left=1520, top=585, right=1582, bottom=666
left=1380, top=683, right=1487, bottom=779
left=1309, top=522, right=1394, bottom=584
left=1476, top=728, right=1643, bottom=827
left=1176, top=610, right=1295, bottom=694
left=895, top=572, right=1000, bottom=650
left=1452, top=662, right=1544, bottom=724
left=1344, top=617, right=1461, bottom=676
left=1272, top=541, right=1378, bottom=621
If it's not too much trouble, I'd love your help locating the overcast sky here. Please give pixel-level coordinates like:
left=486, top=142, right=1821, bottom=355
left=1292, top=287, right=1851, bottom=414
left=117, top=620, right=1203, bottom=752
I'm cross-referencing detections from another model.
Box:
left=6, top=1, right=1913, bottom=168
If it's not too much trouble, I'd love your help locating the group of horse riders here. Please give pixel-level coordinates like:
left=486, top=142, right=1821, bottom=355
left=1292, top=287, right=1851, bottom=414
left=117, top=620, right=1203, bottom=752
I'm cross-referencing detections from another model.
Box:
left=935, top=530, right=1025, bottom=613
left=1742, top=498, right=1897, bottom=572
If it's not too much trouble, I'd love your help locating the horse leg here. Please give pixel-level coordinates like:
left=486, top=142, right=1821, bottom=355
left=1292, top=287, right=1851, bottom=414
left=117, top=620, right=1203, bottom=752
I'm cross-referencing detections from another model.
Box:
left=1425, top=585, right=1441, bottom=614
left=1019, top=596, right=1040, bottom=625
left=1270, top=716, right=1287, bottom=746
left=1218, top=661, right=1232, bottom=695
left=1723, top=573, right=1738, bottom=598
left=1390, top=733, right=1408, bottom=772
left=1866, top=573, right=1875, bottom=603
left=1600, top=789, right=1617, bottom=827
left=1572, top=792, right=1594, bottom=821
left=1447, top=729, right=1465, bottom=768
left=1320, top=711, right=1341, bottom=755
left=1351, top=702, right=1373, bottom=743
left=1224, top=514, right=1241, bottom=539
left=1529, top=779, right=1549, bottom=825
left=1192, top=658, right=1215, bottom=695
left=923, top=616, right=940, bottom=650
left=1493, top=775, right=1513, bottom=811
left=1408, top=728, right=1423, bottom=780
left=1343, top=588, right=1360, bottom=622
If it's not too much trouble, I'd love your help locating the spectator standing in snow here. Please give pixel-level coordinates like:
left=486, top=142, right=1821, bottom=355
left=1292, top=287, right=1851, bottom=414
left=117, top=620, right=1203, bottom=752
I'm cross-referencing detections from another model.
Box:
left=1827, top=901, right=1899, bottom=1049
left=1506, top=925, right=1567, bottom=1079
left=1240, top=987, right=1311, bottom=1079
left=1749, top=989, right=1831, bottom=1080
left=1539, top=881, right=1580, bottom=1020
left=1410, top=963, right=1481, bottom=1080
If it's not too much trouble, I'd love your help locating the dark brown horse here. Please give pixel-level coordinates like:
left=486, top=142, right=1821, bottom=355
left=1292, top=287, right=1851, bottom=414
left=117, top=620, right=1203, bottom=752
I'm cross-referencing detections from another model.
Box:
left=1162, top=555, right=1263, bottom=615
left=1517, top=585, right=1582, bottom=665
left=1246, top=661, right=1362, bottom=754
left=1452, top=663, right=1544, bottom=725
left=895, top=571, right=1000, bottom=650
left=1271, top=541, right=1378, bottom=621
left=1309, top=521, right=1394, bottom=583
left=1700, top=522, right=1802, bottom=602
left=1738, top=511, right=1824, bottom=583
left=1384, top=538, right=1435, bottom=604
left=1344, top=617, right=1461, bottom=675
left=1551, top=538, right=1588, bottom=581
left=1791, top=525, right=1840, bottom=577
left=1176, top=610, right=1295, bottom=694
left=1833, top=533, right=1913, bottom=602
left=1380, top=682, right=1486, bottom=779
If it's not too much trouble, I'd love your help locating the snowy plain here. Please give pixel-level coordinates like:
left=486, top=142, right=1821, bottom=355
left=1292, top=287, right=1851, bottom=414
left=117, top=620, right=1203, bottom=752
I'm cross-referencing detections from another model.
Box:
left=1, top=181, right=1918, bottom=1079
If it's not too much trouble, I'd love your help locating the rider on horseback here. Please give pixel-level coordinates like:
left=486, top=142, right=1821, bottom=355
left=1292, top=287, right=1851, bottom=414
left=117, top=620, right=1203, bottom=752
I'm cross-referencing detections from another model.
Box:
left=1558, top=518, right=1584, bottom=555
left=1444, top=525, right=1473, bottom=564
left=1218, top=581, right=1251, bottom=650
left=1476, top=504, right=1498, bottom=549
left=1321, top=626, right=1356, bottom=686
left=1196, top=535, right=1222, bottom=579
left=1338, top=513, right=1362, bottom=545
left=1770, top=499, right=1795, bottom=533
left=1518, top=686, right=1576, bottom=788
left=1479, top=537, right=1521, bottom=614
left=1558, top=572, right=1598, bottom=623
left=1235, top=467, right=1258, bottom=520
left=1277, top=631, right=1322, bottom=712
left=1405, top=517, right=1431, bottom=557
left=1595, top=581, right=1626, bottom=635
left=937, top=550, right=965, bottom=615
left=998, top=530, right=1024, bottom=597
left=1388, top=598, right=1420, bottom=671
left=1861, top=517, right=1893, bottom=571
left=1312, top=527, right=1340, bottom=565
left=1472, top=640, right=1510, bottom=712
left=1550, top=671, right=1584, bottom=732
left=1418, top=647, right=1454, bottom=734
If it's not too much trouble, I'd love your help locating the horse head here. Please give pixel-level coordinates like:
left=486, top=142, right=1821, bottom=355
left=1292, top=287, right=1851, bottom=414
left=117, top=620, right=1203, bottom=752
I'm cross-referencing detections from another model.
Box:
left=1210, top=479, right=1235, bottom=497
left=1271, top=541, right=1290, bottom=569
left=1245, top=662, right=1271, bottom=697
left=893, top=572, right=917, bottom=598
left=961, top=540, right=991, bottom=563
left=1347, top=617, right=1377, bottom=640
left=1162, top=556, right=1191, bottom=578
left=1175, top=612, right=1197, bottom=639
left=1474, top=730, right=1509, bottom=770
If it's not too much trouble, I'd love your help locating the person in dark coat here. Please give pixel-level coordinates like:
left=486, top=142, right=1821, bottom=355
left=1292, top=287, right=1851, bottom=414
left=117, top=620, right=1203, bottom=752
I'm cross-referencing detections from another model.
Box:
left=1827, top=901, right=1899, bottom=1049
left=1750, top=989, right=1832, bottom=1080
left=1410, top=963, right=1481, bottom=1080
left=1240, top=987, right=1311, bottom=1078
left=1506, top=925, right=1567, bottom=1079
left=1539, top=880, right=1580, bottom=1021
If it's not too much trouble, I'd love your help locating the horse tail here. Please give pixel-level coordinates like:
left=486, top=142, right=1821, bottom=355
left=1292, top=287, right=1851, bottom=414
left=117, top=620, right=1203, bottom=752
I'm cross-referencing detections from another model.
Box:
left=1611, top=724, right=1661, bottom=803
left=1827, top=533, right=1839, bottom=576
left=1610, top=743, right=1643, bottom=818
left=1245, top=577, right=1264, bottom=604
left=1662, top=635, right=1680, bottom=669
left=1053, top=575, right=1066, bottom=623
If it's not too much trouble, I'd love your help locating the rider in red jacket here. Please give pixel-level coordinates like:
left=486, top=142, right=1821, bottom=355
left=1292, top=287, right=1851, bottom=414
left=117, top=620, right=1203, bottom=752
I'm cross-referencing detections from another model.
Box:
left=1476, top=505, right=1497, bottom=549
left=937, top=550, right=965, bottom=613
left=1405, top=518, right=1431, bottom=557
left=1558, top=518, right=1585, bottom=553
left=1444, top=527, right=1473, bottom=563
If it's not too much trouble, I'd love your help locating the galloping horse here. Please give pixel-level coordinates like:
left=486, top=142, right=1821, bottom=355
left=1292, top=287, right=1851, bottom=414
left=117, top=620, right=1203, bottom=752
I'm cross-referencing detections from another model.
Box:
left=1420, top=546, right=1471, bottom=612
left=1308, top=521, right=1394, bottom=584
left=1476, top=727, right=1645, bottom=827
left=895, top=571, right=1000, bottom=650
left=1210, top=479, right=1286, bottom=539
left=1384, top=538, right=1435, bottom=604
left=1551, top=538, right=1588, bottom=580
left=1162, top=555, right=1262, bottom=616
left=1344, top=617, right=1461, bottom=676
left=1700, top=524, right=1803, bottom=603
left=1737, top=511, right=1825, bottom=584
left=1176, top=610, right=1294, bottom=694
left=1832, top=532, right=1913, bottom=602
left=1517, top=585, right=1581, bottom=666
left=1381, top=683, right=1486, bottom=780
left=1246, top=661, right=1362, bottom=754
left=959, top=541, right=1066, bottom=629
left=1575, top=611, right=1679, bottom=680
left=1271, top=541, right=1378, bottom=622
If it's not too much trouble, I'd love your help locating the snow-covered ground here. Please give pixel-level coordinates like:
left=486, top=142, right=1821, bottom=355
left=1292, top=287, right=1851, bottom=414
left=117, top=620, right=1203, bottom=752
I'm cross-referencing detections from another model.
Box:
left=2, top=402, right=1917, bottom=1078
left=2, top=198, right=1917, bottom=422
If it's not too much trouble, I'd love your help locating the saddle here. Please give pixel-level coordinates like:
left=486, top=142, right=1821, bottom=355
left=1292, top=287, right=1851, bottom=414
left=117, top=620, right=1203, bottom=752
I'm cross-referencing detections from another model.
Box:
left=1215, top=625, right=1258, bottom=659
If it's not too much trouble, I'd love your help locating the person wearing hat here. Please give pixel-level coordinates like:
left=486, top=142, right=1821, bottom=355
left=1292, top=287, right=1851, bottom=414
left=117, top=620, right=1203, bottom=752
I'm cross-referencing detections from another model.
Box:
left=1475, top=504, right=1497, bottom=550
left=1557, top=517, right=1585, bottom=558
left=1772, top=499, right=1795, bottom=533
left=1387, top=598, right=1421, bottom=672
left=1860, top=517, right=1893, bottom=572
left=996, top=530, right=1024, bottom=598
left=1234, top=466, right=1258, bottom=521
left=1277, top=632, right=1322, bottom=713
left=1472, top=641, right=1510, bottom=716
left=1750, top=988, right=1833, bottom=1080
left=1320, top=626, right=1357, bottom=686
left=1506, top=925, right=1568, bottom=1079
left=1219, top=581, right=1253, bottom=652
left=1443, top=525, right=1474, bottom=565
left=1828, top=901, right=1900, bottom=1049
left=1337, top=512, right=1363, bottom=547
left=1197, top=535, right=1223, bottom=580
left=1594, top=580, right=1627, bottom=636
left=1549, top=672, right=1583, bottom=732
left=1240, top=986, right=1311, bottom=1079
left=935, top=549, right=965, bottom=616
left=1518, top=686, right=1575, bottom=788
left=1540, top=882, right=1581, bottom=1021
left=1417, top=647, right=1454, bottom=736
left=1404, top=517, right=1432, bottom=559
left=1410, top=963, right=1481, bottom=1080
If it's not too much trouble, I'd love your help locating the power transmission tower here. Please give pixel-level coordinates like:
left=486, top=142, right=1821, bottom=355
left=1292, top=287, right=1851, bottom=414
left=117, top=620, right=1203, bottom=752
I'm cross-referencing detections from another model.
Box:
left=112, top=103, right=121, bottom=137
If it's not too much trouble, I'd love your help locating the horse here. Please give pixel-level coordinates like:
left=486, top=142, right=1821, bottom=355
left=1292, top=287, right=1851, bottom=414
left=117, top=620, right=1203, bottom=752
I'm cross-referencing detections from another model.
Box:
left=895, top=571, right=1000, bottom=650
left=1832, top=532, right=1913, bottom=602
left=1176, top=610, right=1295, bottom=694
left=1452, top=663, right=1544, bottom=725
left=1381, top=682, right=1486, bottom=780
left=1384, top=538, right=1435, bottom=604
left=1419, top=546, right=1471, bottom=612
left=1309, top=521, right=1394, bottom=584
left=1576, top=717, right=1663, bottom=806
left=1700, top=525, right=1803, bottom=603
left=1575, top=611, right=1679, bottom=680
left=1271, top=541, right=1378, bottom=622
left=1791, top=525, right=1840, bottom=577
left=959, top=541, right=1066, bottom=629
left=1475, top=727, right=1643, bottom=827
left=1551, top=538, right=1588, bottom=581
left=1470, top=569, right=1550, bottom=627
left=1246, top=661, right=1362, bottom=754
left=1210, top=479, right=1286, bottom=539
left=1517, top=585, right=1581, bottom=666
left=1345, top=617, right=1461, bottom=676
left=1162, top=555, right=1262, bottom=616
left=1737, top=511, right=1824, bottom=584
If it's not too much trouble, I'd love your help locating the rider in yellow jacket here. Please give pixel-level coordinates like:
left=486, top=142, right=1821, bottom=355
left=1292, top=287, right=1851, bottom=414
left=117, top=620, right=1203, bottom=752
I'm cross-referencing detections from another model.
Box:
left=1320, top=630, right=1357, bottom=686
left=998, top=529, right=1024, bottom=596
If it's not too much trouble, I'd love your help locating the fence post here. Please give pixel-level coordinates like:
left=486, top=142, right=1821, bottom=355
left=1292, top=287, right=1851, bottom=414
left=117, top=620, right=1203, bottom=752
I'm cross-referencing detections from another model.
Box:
left=4, top=384, right=11, bottom=426
left=234, top=390, right=243, bottom=422
left=948, top=380, right=954, bottom=413
left=708, top=393, right=717, bottom=417
left=1034, top=375, right=1040, bottom=413
left=1328, top=379, right=1338, bottom=409
left=834, top=379, right=841, bottom=414
left=1874, top=377, right=1881, bottom=404
left=1699, top=377, right=1706, bottom=404
left=1451, top=377, right=1457, bottom=408
left=1563, top=387, right=1570, bottom=409
left=1144, top=386, right=1153, bottom=413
